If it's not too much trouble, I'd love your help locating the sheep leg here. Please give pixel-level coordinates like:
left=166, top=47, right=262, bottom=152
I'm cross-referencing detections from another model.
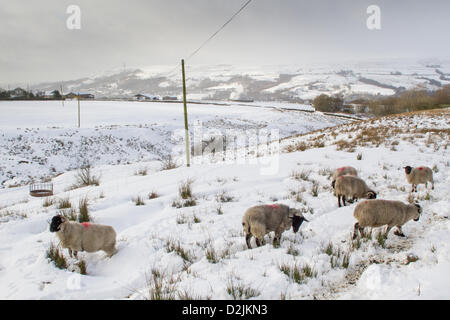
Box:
left=255, top=237, right=264, bottom=247
left=73, top=250, right=78, bottom=258
left=384, top=225, right=393, bottom=239
left=273, top=234, right=281, bottom=247
left=394, top=226, right=405, bottom=237
left=245, top=234, right=252, bottom=249
left=68, top=248, right=73, bottom=258
left=105, top=247, right=117, bottom=258
left=338, top=195, right=342, bottom=207
left=342, top=195, right=347, bottom=206
left=353, top=223, right=362, bottom=240
left=431, top=181, right=434, bottom=190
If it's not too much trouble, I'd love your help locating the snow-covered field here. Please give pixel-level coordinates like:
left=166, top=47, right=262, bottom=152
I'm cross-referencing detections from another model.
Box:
left=0, top=100, right=346, bottom=188
left=0, top=103, right=448, bottom=300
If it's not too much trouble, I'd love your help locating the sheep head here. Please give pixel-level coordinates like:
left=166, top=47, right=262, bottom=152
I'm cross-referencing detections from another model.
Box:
left=289, top=208, right=308, bottom=233
left=413, top=203, right=422, bottom=221
left=366, top=191, right=377, bottom=199
left=50, top=215, right=67, bottom=232
left=404, top=166, right=412, bottom=175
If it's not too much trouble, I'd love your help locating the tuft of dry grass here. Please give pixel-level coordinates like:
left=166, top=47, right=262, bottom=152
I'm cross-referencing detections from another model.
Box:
left=78, top=196, right=91, bottom=223
left=46, top=243, right=68, bottom=270
left=57, top=197, right=72, bottom=209
left=133, top=195, right=146, bottom=206
left=148, top=191, right=159, bottom=199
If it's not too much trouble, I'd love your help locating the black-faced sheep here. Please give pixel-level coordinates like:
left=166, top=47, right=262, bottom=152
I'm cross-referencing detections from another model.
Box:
left=242, top=204, right=308, bottom=249
left=334, top=175, right=377, bottom=207
left=49, top=215, right=117, bottom=258
left=352, top=199, right=422, bottom=239
left=331, top=166, right=358, bottom=189
left=404, top=166, right=434, bottom=192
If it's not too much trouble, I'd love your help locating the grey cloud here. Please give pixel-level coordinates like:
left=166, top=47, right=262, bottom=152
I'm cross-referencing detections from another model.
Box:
left=0, top=0, right=449, bottom=86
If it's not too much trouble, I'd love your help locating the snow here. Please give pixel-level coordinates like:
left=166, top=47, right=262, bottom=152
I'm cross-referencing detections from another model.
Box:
left=31, top=59, right=450, bottom=101
left=0, top=100, right=345, bottom=187
left=0, top=103, right=448, bottom=300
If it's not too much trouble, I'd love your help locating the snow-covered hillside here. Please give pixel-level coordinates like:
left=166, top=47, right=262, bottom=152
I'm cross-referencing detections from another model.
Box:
left=31, top=60, right=450, bottom=101
left=0, top=107, right=448, bottom=300
left=0, top=100, right=347, bottom=188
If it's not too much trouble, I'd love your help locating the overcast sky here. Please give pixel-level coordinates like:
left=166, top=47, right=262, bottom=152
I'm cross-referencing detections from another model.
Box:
left=1, top=0, right=449, bottom=86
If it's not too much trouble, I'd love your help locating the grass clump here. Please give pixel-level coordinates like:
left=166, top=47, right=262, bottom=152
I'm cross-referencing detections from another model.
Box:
left=172, top=179, right=197, bottom=208
left=133, top=195, right=146, bottom=206
left=226, top=278, right=260, bottom=300
left=179, top=179, right=194, bottom=199
left=148, top=191, right=159, bottom=199
left=146, top=268, right=179, bottom=300
left=43, top=197, right=55, bottom=208
left=215, top=190, right=234, bottom=203
left=46, top=243, right=68, bottom=270
left=165, top=239, right=193, bottom=264
left=73, top=165, right=100, bottom=188
left=279, top=262, right=317, bottom=284
left=78, top=196, right=91, bottom=223
left=311, top=181, right=320, bottom=197
left=291, top=169, right=311, bottom=181
left=160, top=155, right=179, bottom=171
left=76, top=258, right=88, bottom=275
left=135, top=167, right=148, bottom=176
left=57, top=197, right=72, bottom=209
left=205, top=246, right=219, bottom=264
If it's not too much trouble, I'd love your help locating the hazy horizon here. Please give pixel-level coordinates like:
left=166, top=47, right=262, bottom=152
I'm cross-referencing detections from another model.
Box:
left=1, top=0, right=450, bottom=86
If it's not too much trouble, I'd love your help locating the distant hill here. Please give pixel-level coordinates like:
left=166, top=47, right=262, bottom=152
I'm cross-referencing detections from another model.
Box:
left=33, top=60, right=450, bottom=102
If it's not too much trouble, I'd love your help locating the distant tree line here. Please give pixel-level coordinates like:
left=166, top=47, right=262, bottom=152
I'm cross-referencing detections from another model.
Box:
left=356, top=85, right=450, bottom=116
left=313, top=85, right=450, bottom=116
left=312, top=94, right=344, bottom=113
left=0, top=88, right=63, bottom=100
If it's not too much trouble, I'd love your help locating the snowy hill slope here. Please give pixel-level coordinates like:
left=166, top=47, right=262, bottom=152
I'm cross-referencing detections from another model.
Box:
left=0, top=109, right=448, bottom=299
left=0, top=100, right=347, bottom=188
left=31, top=60, right=450, bottom=101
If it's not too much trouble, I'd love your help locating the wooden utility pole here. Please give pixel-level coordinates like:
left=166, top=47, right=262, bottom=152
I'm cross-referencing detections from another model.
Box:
left=77, top=92, right=81, bottom=128
left=61, top=84, right=64, bottom=107
left=182, top=59, right=191, bottom=167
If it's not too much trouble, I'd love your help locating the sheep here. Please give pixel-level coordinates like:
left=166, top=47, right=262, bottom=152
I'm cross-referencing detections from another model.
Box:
left=331, top=166, right=358, bottom=189
left=334, top=175, right=376, bottom=207
left=49, top=215, right=117, bottom=258
left=242, top=204, right=308, bottom=249
left=404, top=165, right=434, bottom=192
left=352, top=199, right=422, bottom=239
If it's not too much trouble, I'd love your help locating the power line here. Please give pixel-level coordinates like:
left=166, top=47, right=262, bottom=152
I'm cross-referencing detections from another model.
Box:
left=186, top=0, right=253, bottom=62
left=162, top=0, right=254, bottom=79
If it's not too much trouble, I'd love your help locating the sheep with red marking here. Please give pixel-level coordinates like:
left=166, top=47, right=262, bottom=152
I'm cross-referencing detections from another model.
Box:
left=404, top=166, right=434, bottom=192
left=49, top=215, right=117, bottom=258
left=242, top=204, right=308, bottom=249
left=334, top=175, right=377, bottom=207
left=331, top=166, right=358, bottom=189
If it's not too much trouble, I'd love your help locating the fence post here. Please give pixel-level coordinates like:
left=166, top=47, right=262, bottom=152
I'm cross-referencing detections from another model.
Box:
left=182, top=59, right=191, bottom=167
left=77, top=92, right=80, bottom=128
